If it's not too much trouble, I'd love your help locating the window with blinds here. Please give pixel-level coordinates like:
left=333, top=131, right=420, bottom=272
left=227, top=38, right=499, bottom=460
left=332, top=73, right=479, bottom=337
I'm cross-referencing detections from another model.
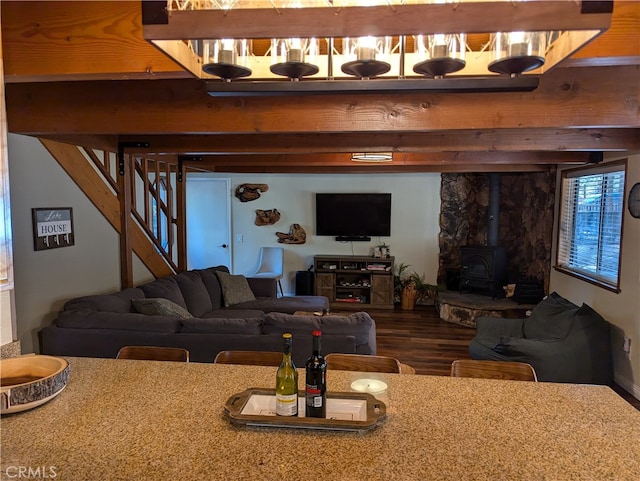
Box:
left=556, top=161, right=626, bottom=291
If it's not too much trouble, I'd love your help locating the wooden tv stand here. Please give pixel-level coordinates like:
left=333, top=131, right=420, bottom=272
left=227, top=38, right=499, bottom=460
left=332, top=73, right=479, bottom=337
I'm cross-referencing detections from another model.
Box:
left=313, top=255, right=395, bottom=310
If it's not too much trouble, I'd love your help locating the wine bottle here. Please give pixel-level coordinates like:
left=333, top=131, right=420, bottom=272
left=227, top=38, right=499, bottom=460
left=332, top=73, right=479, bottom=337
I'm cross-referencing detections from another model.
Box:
left=305, top=330, right=327, bottom=418
left=275, top=332, right=298, bottom=416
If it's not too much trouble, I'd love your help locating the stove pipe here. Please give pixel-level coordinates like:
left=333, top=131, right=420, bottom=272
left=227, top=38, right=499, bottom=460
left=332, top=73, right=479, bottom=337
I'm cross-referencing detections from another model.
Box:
left=487, top=173, right=500, bottom=247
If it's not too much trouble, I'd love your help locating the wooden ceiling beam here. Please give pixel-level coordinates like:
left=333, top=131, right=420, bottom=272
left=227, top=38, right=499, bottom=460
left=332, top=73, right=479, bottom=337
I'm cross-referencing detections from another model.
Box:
left=110, top=129, right=639, bottom=154
left=0, top=1, right=185, bottom=83
left=6, top=65, right=639, bottom=136
left=568, top=1, right=640, bottom=66
left=170, top=151, right=589, bottom=167
left=198, top=164, right=552, bottom=174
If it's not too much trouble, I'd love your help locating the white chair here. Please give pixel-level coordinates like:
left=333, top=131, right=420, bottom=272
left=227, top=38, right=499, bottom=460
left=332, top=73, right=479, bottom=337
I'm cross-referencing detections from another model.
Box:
left=253, top=247, right=284, bottom=296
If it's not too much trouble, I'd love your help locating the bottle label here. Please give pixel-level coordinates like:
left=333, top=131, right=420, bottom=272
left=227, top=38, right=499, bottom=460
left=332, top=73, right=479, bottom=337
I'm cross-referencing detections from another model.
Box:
left=276, top=394, right=298, bottom=416
left=306, top=385, right=321, bottom=395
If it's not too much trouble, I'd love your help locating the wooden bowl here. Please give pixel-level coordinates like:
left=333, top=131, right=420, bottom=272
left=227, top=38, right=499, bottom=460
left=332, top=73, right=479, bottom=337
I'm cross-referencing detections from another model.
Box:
left=1, top=355, right=70, bottom=414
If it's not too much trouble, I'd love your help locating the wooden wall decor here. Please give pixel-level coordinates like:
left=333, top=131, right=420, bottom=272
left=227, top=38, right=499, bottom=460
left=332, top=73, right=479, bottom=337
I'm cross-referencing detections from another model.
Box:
left=235, top=183, right=268, bottom=202
left=276, top=224, right=306, bottom=244
left=32, top=207, right=74, bottom=251
left=255, top=209, right=281, bottom=226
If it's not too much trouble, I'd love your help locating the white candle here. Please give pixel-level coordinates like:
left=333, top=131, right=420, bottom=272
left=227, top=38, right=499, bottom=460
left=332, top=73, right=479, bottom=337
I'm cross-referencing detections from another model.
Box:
left=350, top=378, right=388, bottom=394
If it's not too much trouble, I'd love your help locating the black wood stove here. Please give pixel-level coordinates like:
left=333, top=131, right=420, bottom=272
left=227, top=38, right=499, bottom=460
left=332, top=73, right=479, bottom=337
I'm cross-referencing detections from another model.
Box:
left=459, top=246, right=508, bottom=298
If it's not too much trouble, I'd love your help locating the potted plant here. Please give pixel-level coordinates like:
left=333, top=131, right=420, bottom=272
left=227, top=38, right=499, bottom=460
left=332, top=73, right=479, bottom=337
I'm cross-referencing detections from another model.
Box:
left=409, top=272, right=438, bottom=307
left=394, top=263, right=437, bottom=310
left=393, top=263, right=412, bottom=302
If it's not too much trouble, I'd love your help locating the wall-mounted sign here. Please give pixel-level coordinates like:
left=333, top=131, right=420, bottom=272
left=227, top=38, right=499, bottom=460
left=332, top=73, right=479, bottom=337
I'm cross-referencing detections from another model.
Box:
left=32, top=208, right=75, bottom=251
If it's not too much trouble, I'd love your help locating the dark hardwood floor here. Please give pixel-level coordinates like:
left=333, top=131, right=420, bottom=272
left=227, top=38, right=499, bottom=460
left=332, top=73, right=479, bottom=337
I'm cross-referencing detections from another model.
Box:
left=372, top=305, right=475, bottom=376
left=367, top=305, right=640, bottom=411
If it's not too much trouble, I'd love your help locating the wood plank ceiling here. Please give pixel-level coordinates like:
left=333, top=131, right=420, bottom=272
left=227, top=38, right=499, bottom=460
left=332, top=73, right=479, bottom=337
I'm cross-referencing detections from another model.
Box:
left=2, top=1, right=639, bottom=173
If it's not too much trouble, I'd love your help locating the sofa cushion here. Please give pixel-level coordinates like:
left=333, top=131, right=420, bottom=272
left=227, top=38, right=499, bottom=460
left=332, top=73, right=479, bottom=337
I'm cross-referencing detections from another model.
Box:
left=262, top=311, right=374, bottom=348
left=523, top=292, right=579, bottom=340
left=196, top=266, right=229, bottom=310
left=132, top=298, right=193, bottom=319
left=201, top=309, right=265, bottom=319
left=175, top=271, right=213, bottom=317
left=56, top=309, right=181, bottom=333
left=215, top=271, right=257, bottom=307
left=180, top=317, right=263, bottom=335
left=229, top=295, right=329, bottom=315
left=139, top=277, right=188, bottom=309
left=64, top=288, right=145, bottom=314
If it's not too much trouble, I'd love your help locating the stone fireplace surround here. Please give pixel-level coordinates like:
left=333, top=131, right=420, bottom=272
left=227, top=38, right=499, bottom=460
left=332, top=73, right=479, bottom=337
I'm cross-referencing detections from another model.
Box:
left=438, top=170, right=556, bottom=295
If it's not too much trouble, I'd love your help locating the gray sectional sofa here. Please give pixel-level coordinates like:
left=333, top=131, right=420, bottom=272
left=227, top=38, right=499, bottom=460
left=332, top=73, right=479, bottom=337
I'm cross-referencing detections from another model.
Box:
left=40, top=266, right=377, bottom=365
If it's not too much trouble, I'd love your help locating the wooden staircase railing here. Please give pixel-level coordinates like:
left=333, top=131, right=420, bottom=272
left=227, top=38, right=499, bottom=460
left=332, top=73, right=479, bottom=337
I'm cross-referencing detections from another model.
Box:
left=40, top=139, right=185, bottom=287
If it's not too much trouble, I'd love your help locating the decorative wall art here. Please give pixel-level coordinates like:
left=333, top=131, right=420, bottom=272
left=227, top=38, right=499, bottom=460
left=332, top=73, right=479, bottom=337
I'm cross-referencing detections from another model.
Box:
left=255, top=209, right=281, bottom=226
left=32, top=207, right=75, bottom=251
left=276, top=224, right=306, bottom=244
left=235, top=183, right=269, bottom=202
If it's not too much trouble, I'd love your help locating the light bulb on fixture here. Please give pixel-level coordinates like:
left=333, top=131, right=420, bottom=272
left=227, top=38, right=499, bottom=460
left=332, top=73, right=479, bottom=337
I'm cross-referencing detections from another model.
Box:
left=488, top=31, right=547, bottom=77
left=217, top=38, right=236, bottom=65
left=200, top=1, right=252, bottom=80
left=202, top=38, right=252, bottom=80
left=342, top=36, right=392, bottom=79
left=270, top=0, right=320, bottom=79
left=413, top=33, right=467, bottom=78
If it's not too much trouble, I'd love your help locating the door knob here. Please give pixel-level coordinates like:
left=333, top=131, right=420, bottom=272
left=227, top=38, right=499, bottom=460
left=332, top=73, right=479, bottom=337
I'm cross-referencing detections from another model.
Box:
left=220, top=244, right=228, bottom=248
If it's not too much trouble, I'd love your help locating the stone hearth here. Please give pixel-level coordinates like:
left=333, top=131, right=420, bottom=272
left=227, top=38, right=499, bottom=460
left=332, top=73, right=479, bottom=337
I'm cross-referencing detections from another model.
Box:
left=436, top=292, right=535, bottom=328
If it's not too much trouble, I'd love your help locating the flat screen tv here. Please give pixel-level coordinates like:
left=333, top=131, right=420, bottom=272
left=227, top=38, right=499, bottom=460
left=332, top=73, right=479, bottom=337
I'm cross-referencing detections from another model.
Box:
left=315, top=193, right=391, bottom=241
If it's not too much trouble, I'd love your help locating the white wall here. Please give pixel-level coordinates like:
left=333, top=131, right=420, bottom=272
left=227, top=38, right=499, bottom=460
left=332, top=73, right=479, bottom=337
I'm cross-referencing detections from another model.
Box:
left=201, top=173, right=442, bottom=295
left=550, top=153, right=640, bottom=399
left=7, top=134, right=152, bottom=354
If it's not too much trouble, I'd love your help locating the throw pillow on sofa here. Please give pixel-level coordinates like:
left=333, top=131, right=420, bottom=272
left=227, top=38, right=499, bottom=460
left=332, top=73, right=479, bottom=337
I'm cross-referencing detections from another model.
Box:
left=138, top=277, right=189, bottom=309
left=132, top=298, right=193, bottom=319
left=215, top=271, right=257, bottom=307
left=175, top=270, right=213, bottom=317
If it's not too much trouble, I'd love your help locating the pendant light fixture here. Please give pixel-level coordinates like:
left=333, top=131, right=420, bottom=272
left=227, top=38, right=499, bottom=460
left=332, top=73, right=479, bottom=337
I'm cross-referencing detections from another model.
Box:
left=341, top=35, right=392, bottom=79
left=270, top=37, right=320, bottom=80
left=488, top=31, right=547, bottom=77
left=143, top=0, right=613, bottom=93
left=413, top=33, right=467, bottom=78
left=200, top=1, right=252, bottom=80
left=270, top=1, right=320, bottom=80
left=202, top=38, right=252, bottom=80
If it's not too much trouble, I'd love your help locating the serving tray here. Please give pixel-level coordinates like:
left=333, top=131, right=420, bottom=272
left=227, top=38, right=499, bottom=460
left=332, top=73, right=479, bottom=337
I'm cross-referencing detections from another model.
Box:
left=224, top=388, right=386, bottom=432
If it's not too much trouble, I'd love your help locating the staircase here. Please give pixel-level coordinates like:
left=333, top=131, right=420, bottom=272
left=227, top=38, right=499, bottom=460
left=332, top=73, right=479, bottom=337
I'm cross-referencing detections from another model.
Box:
left=40, top=138, right=185, bottom=287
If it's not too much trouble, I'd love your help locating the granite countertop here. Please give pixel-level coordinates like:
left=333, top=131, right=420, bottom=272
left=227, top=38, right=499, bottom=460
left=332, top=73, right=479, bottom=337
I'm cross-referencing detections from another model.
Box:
left=2, top=357, right=639, bottom=481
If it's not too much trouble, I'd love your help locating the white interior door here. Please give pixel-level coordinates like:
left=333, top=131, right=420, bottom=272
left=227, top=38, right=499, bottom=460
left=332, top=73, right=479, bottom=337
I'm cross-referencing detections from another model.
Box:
left=186, top=175, right=232, bottom=270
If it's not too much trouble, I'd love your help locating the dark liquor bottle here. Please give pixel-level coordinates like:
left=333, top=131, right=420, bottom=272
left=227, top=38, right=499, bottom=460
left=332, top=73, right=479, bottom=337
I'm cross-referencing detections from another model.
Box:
left=275, top=333, right=298, bottom=416
left=305, top=330, right=327, bottom=418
